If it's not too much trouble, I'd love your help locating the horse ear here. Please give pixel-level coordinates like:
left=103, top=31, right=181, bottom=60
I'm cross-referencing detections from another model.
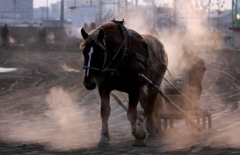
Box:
left=81, top=28, right=88, bottom=39
left=97, top=29, right=104, bottom=41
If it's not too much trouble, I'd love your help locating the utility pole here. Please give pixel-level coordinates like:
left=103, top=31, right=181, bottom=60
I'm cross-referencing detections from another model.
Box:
left=14, top=0, right=16, bottom=26
left=99, top=0, right=102, bottom=24
left=136, top=0, right=138, bottom=10
left=46, top=0, right=49, bottom=22
left=173, top=0, right=176, bottom=25
left=118, top=0, right=120, bottom=15
left=208, top=0, right=211, bottom=30
left=216, top=0, right=225, bottom=29
left=125, top=0, right=128, bottom=15
left=60, top=0, right=64, bottom=27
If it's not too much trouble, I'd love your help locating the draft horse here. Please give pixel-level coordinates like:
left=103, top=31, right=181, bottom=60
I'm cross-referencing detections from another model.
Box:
left=80, top=20, right=168, bottom=147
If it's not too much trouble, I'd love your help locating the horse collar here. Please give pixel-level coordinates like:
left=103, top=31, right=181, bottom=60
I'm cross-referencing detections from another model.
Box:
left=103, top=20, right=129, bottom=71
left=83, top=19, right=151, bottom=76
left=104, top=19, right=151, bottom=73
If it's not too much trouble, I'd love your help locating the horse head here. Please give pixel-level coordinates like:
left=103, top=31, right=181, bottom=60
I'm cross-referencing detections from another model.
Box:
left=80, top=28, right=106, bottom=90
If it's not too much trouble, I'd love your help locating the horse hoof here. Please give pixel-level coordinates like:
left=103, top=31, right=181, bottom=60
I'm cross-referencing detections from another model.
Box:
left=132, top=128, right=147, bottom=140
left=147, top=134, right=158, bottom=142
left=132, top=140, right=146, bottom=147
left=97, top=142, right=109, bottom=149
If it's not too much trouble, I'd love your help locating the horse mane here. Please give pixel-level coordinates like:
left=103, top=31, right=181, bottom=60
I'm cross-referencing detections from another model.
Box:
left=80, top=30, right=101, bottom=49
left=80, top=23, right=117, bottom=50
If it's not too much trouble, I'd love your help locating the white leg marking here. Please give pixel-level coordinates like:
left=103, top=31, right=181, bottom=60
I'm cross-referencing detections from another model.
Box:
left=142, top=117, right=147, bottom=127
left=86, top=47, right=93, bottom=77
left=98, top=121, right=109, bottom=147
left=102, top=121, right=108, bottom=135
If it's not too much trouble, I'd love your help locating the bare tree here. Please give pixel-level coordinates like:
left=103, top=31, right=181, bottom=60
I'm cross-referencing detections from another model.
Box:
left=195, top=0, right=214, bottom=16
left=216, top=0, right=225, bottom=29
left=195, top=0, right=214, bottom=29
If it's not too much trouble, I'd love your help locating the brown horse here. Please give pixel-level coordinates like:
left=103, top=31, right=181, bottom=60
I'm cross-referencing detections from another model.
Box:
left=80, top=20, right=168, bottom=148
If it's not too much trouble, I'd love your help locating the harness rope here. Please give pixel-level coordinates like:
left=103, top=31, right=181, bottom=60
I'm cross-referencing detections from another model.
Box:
left=129, top=34, right=199, bottom=109
left=130, top=34, right=176, bottom=79
left=120, top=27, right=199, bottom=109
left=154, top=69, right=202, bottom=110
left=83, top=20, right=129, bottom=74
left=103, top=35, right=129, bottom=71
left=83, top=19, right=197, bottom=109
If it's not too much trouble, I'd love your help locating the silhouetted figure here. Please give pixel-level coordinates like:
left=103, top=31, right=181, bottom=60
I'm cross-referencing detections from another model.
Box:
left=38, top=23, right=47, bottom=43
left=83, top=23, right=89, bottom=33
left=1, top=23, right=9, bottom=46
left=89, top=22, right=96, bottom=32
left=180, top=40, right=206, bottom=108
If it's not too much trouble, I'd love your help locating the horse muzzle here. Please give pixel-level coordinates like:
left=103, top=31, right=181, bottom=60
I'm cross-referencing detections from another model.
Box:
left=83, top=81, right=97, bottom=90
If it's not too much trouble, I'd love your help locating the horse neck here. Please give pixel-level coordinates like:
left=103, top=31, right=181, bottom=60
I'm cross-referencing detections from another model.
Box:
left=100, top=24, right=128, bottom=69
left=102, top=25, right=124, bottom=46
left=100, top=23, right=147, bottom=69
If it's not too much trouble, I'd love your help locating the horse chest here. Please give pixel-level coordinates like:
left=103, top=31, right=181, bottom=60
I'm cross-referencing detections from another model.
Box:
left=101, top=73, right=141, bottom=91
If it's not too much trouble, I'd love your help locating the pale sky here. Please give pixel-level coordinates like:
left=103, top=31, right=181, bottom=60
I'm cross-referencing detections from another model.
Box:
left=155, top=0, right=231, bottom=10
left=34, top=0, right=59, bottom=8
left=33, top=0, right=232, bottom=10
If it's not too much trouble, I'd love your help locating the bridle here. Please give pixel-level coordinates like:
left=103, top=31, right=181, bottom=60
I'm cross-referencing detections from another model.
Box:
left=82, top=19, right=152, bottom=75
left=83, top=38, right=111, bottom=73
left=83, top=20, right=129, bottom=74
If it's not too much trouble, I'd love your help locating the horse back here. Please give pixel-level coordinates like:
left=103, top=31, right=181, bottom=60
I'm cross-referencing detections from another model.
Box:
left=141, top=34, right=168, bottom=67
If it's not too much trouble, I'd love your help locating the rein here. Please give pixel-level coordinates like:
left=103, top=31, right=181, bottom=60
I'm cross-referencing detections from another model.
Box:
left=82, top=20, right=197, bottom=109
left=83, top=19, right=129, bottom=74
left=103, top=34, right=129, bottom=70
left=130, top=34, right=175, bottom=79
left=128, top=36, right=199, bottom=109
left=83, top=36, right=127, bottom=73
left=83, top=38, right=109, bottom=72
left=106, top=19, right=153, bottom=71
left=83, top=19, right=160, bottom=78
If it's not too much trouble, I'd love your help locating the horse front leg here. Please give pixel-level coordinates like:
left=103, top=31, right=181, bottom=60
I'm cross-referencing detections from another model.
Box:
left=98, top=90, right=111, bottom=148
left=128, top=91, right=147, bottom=147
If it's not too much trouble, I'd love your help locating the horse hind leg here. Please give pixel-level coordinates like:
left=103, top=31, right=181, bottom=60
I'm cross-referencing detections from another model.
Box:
left=145, top=86, right=159, bottom=139
left=146, top=67, right=167, bottom=140
left=139, top=84, right=159, bottom=137
left=132, top=118, right=147, bottom=147
left=128, top=92, right=147, bottom=147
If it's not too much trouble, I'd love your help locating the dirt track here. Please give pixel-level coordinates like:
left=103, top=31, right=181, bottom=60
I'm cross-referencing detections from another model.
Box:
left=1, top=43, right=240, bottom=155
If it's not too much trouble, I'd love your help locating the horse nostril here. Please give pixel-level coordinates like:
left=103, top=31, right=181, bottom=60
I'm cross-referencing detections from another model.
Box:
left=87, top=84, right=96, bottom=90
left=84, top=81, right=96, bottom=90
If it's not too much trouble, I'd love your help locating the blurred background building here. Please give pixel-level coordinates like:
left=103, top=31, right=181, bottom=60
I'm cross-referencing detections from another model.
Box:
left=230, top=0, right=240, bottom=48
left=0, top=0, right=33, bottom=25
left=0, top=0, right=238, bottom=48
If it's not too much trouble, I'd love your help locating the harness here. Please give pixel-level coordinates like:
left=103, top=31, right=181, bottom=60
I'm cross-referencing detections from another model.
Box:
left=103, top=19, right=152, bottom=72
left=83, top=19, right=152, bottom=75
left=83, top=20, right=200, bottom=110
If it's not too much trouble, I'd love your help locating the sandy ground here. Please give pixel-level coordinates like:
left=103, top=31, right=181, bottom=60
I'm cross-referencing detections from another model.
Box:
left=1, top=43, right=240, bottom=155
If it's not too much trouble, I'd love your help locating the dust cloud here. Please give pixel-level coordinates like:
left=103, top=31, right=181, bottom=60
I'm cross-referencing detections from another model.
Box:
left=47, top=31, right=55, bottom=43
left=114, top=1, right=237, bottom=150
left=114, top=2, right=222, bottom=74
left=0, top=87, right=99, bottom=151
left=0, top=1, right=236, bottom=152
